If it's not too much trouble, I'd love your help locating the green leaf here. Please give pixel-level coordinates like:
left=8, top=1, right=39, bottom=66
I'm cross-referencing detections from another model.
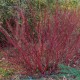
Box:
left=58, top=64, right=80, bottom=79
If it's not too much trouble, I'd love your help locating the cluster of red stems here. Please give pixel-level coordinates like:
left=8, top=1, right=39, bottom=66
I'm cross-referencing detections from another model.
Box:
left=0, top=7, right=80, bottom=76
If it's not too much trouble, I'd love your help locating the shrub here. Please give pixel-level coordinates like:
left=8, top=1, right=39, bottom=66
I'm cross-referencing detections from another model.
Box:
left=0, top=7, right=80, bottom=77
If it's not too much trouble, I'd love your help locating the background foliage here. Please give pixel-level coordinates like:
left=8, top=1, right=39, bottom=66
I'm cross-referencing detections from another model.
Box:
left=0, top=0, right=80, bottom=22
